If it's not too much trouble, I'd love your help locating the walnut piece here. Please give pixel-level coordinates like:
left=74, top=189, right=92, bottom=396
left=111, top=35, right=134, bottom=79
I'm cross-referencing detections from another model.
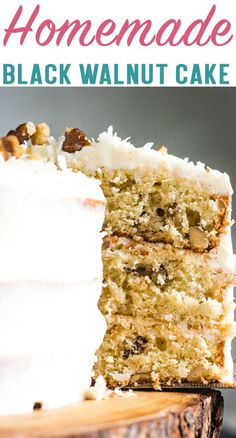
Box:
left=123, top=336, right=148, bottom=359
left=33, top=401, right=43, bottom=411
left=127, top=263, right=169, bottom=287
left=31, top=123, right=50, bottom=145
left=156, top=208, right=165, bottom=217
left=151, top=264, right=169, bottom=286
left=62, top=127, right=91, bottom=153
left=186, top=208, right=200, bottom=227
left=7, top=122, right=36, bottom=144
left=167, top=204, right=183, bottom=228
left=0, top=135, right=23, bottom=160
left=189, top=227, right=209, bottom=249
left=156, top=337, right=167, bottom=351
left=173, top=211, right=182, bottom=228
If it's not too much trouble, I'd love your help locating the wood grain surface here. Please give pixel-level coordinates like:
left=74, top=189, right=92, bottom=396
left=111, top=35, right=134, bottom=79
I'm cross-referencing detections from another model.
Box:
left=0, top=390, right=224, bottom=438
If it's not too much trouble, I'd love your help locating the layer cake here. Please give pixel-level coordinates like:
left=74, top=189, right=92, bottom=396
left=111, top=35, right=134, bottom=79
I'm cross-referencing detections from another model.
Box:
left=64, top=126, right=236, bottom=388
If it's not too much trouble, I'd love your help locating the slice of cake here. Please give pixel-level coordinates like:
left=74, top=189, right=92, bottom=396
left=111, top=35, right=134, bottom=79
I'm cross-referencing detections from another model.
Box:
left=63, top=126, right=236, bottom=388
left=0, top=124, right=106, bottom=415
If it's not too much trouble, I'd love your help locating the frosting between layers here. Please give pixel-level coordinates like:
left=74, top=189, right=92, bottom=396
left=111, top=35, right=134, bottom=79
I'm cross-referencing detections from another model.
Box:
left=64, top=127, right=233, bottom=196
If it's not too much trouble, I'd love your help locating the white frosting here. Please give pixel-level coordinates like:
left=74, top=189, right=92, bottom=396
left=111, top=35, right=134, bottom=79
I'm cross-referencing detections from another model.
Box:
left=209, top=234, right=234, bottom=273
left=64, top=126, right=233, bottom=195
left=0, top=156, right=106, bottom=414
left=0, top=157, right=105, bottom=283
left=0, top=280, right=106, bottom=415
left=0, top=156, right=104, bottom=203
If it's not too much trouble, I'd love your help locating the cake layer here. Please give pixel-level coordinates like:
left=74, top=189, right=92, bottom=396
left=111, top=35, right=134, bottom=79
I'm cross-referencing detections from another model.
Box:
left=101, top=236, right=235, bottom=328
left=0, top=280, right=106, bottom=414
left=65, top=128, right=232, bottom=252
left=95, top=316, right=236, bottom=388
left=0, top=157, right=105, bottom=283
left=79, top=166, right=229, bottom=252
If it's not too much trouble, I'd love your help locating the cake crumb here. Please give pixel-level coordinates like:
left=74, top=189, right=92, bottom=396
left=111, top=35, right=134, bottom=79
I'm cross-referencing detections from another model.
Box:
left=83, top=376, right=136, bottom=401
left=83, top=376, right=107, bottom=401
left=113, top=388, right=136, bottom=398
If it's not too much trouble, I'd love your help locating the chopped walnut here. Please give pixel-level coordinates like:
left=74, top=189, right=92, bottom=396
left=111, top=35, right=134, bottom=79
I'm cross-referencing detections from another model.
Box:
left=156, top=208, right=165, bottom=217
left=186, top=208, right=200, bottom=227
left=131, top=264, right=148, bottom=276
left=33, top=401, right=43, bottom=411
left=31, top=123, right=50, bottom=145
left=7, top=122, right=36, bottom=144
left=0, top=135, right=23, bottom=160
left=62, top=127, right=91, bottom=153
left=167, top=203, right=183, bottom=228
left=103, top=239, right=111, bottom=250
left=151, top=264, right=169, bottom=286
left=173, top=211, right=182, bottom=228
left=156, top=337, right=167, bottom=351
left=189, top=227, right=209, bottom=249
left=123, top=335, right=148, bottom=359
left=126, top=263, right=169, bottom=287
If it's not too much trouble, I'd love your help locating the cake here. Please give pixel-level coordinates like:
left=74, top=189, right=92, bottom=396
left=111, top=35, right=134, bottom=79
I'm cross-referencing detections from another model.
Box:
left=0, top=124, right=106, bottom=415
left=63, top=126, right=236, bottom=388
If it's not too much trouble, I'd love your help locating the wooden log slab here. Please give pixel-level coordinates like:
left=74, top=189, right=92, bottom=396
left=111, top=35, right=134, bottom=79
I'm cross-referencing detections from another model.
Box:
left=0, top=390, right=223, bottom=438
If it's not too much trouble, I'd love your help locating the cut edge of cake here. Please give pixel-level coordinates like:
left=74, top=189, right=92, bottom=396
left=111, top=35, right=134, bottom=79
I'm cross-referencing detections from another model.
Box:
left=64, top=127, right=232, bottom=253
left=61, top=125, right=236, bottom=388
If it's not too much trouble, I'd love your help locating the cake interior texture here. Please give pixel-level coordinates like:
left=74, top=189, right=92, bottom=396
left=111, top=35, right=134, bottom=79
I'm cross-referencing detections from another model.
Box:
left=100, top=236, right=233, bottom=328
left=83, top=167, right=230, bottom=252
left=94, top=316, right=234, bottom=388
left=95, top=236, right=235, bottom=386
left=66, top=128, right=236, bottom=386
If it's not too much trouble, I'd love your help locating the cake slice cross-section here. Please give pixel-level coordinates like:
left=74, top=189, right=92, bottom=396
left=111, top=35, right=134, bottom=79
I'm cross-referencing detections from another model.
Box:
left=64, top=126, right=236, bottom=388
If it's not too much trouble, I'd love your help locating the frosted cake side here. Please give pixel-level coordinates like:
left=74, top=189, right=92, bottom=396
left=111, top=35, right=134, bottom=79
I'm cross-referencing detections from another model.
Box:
left=0, top=124, right=106, bottom=415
